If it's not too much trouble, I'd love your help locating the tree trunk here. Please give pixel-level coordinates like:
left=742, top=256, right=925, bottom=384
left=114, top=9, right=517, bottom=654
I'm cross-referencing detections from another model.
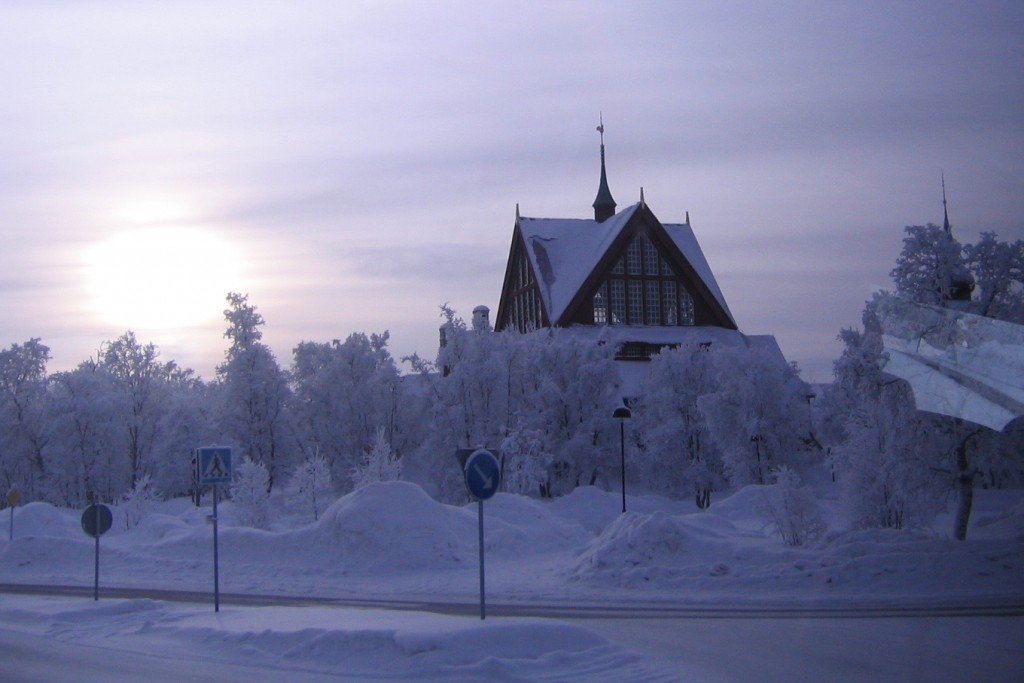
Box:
left=954, top=437, right=973, bottom=540
left=953, top=422, right=980, bottom=541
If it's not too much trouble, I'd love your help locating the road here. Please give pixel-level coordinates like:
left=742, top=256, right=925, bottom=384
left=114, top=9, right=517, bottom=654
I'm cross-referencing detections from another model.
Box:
left=2, top=583, right=1023, bottom=682
left=2, top=582, right=1021, bottom=618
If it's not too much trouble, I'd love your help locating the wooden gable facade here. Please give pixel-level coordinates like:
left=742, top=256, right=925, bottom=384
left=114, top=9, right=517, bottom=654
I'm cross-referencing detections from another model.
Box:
left=561, top=203, right=734, bottom=330
left=495, top=201, right=736, bottom=338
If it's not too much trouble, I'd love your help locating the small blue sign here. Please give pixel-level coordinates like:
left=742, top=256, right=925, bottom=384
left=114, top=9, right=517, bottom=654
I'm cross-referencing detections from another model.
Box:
left=464, top=449, right=500, bottom=501
left=198, top=447, right=233, bottom=485
left=81, top=504, right=113, bottom=538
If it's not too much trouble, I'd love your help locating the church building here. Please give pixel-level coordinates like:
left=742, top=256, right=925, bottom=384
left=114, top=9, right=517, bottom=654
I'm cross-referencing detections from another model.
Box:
left=494, top=123, right=785, bottom=381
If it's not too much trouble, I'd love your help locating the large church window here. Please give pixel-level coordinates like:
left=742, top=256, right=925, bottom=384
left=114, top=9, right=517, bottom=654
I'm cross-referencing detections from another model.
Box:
left=507, top=249, right=544, bottom=332
left=590, top=233, right=697, bottom=327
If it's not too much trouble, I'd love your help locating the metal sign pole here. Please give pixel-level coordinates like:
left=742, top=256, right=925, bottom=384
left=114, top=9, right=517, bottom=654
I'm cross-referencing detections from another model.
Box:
left=478, top=499, right=485, bottom=620
left=460, top=448, right=499, bottom=621
left=93, top=505, right=101, bottom=601
left=7, top=489, right=21, bottom=541
left=213, top=482, right=220, bottom=612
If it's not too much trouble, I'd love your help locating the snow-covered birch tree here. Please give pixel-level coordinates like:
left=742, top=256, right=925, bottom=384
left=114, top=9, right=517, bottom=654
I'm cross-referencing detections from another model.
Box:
left=217, top=293, right=294, bottom=492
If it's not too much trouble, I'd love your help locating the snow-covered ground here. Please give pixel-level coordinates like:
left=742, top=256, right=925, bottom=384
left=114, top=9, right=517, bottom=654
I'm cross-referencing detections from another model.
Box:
left=2, top=480, right=1023, bottom=681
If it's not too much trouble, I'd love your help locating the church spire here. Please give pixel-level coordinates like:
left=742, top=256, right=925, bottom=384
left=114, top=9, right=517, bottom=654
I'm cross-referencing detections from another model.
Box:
left=592, top=114, right=616, bottom=222
left=942, top=171, right=951, bottom=235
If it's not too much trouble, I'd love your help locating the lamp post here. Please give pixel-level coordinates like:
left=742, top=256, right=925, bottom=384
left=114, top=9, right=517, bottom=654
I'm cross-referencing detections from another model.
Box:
left=750, top=434, right=765, bottom=484
left=613, top=405, right=631, bottom=513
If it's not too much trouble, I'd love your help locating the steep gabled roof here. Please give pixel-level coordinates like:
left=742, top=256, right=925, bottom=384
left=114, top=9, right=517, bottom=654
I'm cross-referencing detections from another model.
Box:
left=514, top=204, right=638, bottom=324
left=507, top=202, right=734, bottom=328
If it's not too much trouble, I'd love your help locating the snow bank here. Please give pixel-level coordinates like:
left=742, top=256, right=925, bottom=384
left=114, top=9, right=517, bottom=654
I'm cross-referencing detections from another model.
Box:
left=292, top=480, right=474, bottom=572
left=563, top=509, right=753, bottom=587
left=0, top=596, right=681, bottom=682
left=2, top=482, right=1022, bottom=607
left=9, top=501, right=80, bottom=539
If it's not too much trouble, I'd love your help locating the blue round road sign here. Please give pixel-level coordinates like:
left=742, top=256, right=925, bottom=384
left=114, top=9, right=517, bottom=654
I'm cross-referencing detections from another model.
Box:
left=81, top=504, right=113, bottom=538
left=464, top=449, right=501, bottom=500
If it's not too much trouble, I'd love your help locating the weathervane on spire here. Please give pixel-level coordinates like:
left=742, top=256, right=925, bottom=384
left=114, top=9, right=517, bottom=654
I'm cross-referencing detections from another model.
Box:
left=592, top=113, right=616, bottom=222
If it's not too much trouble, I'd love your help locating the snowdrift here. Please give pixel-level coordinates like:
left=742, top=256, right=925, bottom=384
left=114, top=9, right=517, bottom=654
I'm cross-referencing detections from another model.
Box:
left=1, top=480, right=1022, bottom=606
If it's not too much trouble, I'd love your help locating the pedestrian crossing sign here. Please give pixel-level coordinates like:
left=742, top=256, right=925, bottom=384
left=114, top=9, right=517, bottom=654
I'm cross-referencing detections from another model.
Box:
left=198, top=447, right=233, bottom=485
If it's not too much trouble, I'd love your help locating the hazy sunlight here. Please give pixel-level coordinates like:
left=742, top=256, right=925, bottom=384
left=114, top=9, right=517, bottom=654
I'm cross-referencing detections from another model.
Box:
left=85, top=227, right=243, bottom=330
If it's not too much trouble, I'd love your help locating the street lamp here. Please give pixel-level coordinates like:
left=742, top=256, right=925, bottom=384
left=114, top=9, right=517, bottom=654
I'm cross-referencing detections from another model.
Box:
left=613, top=405, right=632, bottom=513
left=750, top=434, right=765, bottom=484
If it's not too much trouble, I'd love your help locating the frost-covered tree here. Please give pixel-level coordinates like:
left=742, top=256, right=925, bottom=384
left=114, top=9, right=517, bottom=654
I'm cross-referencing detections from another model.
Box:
left=0, top=339, right=52, bottom=498
left=48, top=361, right=128, bottom=505
left=963, top=231, right=1024, bottom=323
left=403, top=306, right=619, bottom=502
left=827, top=296, right=954, bottom=530
left=148, top=367, right=218, bottom=498
left=699, top=347, right=808, bottom=487
left=351, top=426, right=401, bottom=489
left=217, top=293, right=294, bottom=491
left=286, top=451, right=333, bottom=521
left=761, top=466, right=826, bottom=546
left=403, top=306, right=515, bottom=500
left=119, top=473, right=162, bottom=530
left=499, top=424, right=551, bottom=496
left=838, top=224, right=1024, bottom=538
left=230, top=456, right=271, bottom=529
left=291, top=331, right=401, bottom=490
left=517, top=327, right=621, bottom=494
left=633, top=344, right=724, bottom=507
left=890, top=223, right=969, bottom=305
left=99, top=332, right=175, bottom=489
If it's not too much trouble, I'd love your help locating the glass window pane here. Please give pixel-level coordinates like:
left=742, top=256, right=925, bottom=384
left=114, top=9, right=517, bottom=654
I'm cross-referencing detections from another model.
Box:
left=593, top=283, right=608, bottom=324
left=643, top=236, right=659, bottom=275
left=646, top=280, right=661, bottom=325
left=680, top=287, right=695, bottom=326
left=628, top=280, right=643, bottom=324
left=610, top=279, right=626, bottom=324
left=664, top=281, right=678, bottom=325
left=627, top=238, right=642, bottom=275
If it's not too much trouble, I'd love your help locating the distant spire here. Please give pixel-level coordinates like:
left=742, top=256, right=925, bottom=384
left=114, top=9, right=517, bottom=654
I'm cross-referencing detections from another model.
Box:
left=639, top=186, right=645, bottom=204
left=592, top=113, right=616, bottom=222
left=685, top=211, right=691, bottom=226
left=941, top=171, right=951, bottom=235
left=940, top=173, right=974, bottom=301
left=515, top=203, right=520, bottom=222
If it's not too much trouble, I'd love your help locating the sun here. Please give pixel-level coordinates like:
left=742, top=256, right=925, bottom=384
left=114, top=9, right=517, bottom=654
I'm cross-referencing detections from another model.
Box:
left=85, top=226, right=243, bottom=330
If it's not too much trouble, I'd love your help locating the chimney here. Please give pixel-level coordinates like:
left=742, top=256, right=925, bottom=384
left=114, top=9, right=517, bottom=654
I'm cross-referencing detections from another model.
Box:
left=472, top=305, right=491, bottom=331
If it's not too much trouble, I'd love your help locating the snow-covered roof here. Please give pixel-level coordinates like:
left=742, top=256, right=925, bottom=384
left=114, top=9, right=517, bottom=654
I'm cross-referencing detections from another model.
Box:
left=662, top=221, right=734, bottom=325
left=516, top=202, right=734, bottom=326
left=517, top=205, right=638, bottom=323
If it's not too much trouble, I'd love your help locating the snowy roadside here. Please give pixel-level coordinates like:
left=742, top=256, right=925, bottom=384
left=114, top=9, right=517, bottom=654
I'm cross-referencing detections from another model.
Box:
left=2, top=482, right=1023, bottom=681
left=2, top=482, right=1021, bottom=608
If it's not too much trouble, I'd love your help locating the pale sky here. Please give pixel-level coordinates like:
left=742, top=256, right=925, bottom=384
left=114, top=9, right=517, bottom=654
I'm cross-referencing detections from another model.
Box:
left=2, top=1, right=1022, bottom=382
